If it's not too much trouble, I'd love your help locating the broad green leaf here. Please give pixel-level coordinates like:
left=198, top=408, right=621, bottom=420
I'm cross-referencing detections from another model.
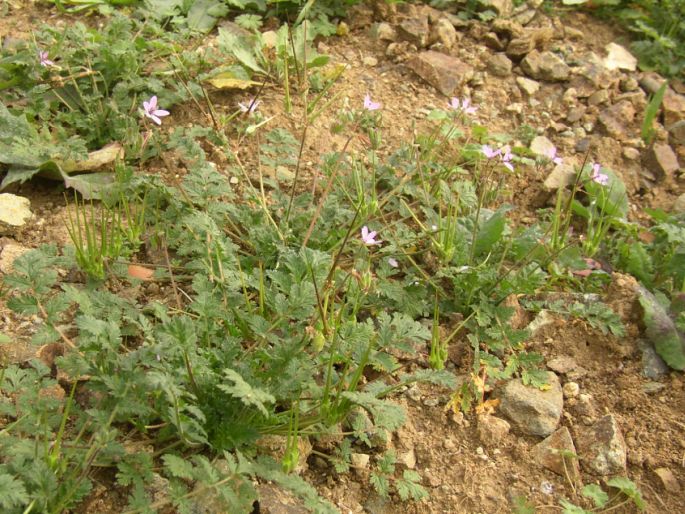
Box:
left=607, top=476, right=646, bottom=510
left=187, top=0, right=229, bottom=33
left=582, top=484, right=609, bottom=508
left=638, top=286, right=685, bottom=370
left=474, top=207, right=508, bottom=257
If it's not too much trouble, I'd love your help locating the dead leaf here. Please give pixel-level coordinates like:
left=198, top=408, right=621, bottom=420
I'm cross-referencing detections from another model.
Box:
left=475, top=398, right=500, bottom=415
left=127, top=264, right=155, bottom=281
left=206, top=72, right=259, bottom=90
left=62, top=142, right=124, bottom=173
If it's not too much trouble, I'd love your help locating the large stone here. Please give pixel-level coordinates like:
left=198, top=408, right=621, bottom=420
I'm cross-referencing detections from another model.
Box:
left=488, top=53, right=513, bottom=77
left=256, top=483, right=309, bottom=514
left=0, top=193, right=33, bottom=236
left=674, top=193, right=685, bottom=214
left=532, top=427, right=580, bottom=481
left=530, top=135, right=556, bottom=158
left=576, top=414, right=627, bottom=476
left=517, top=76, right=540, bottom=96
left=603, top=42, right=637, bottom=71
left=479, top=0, right=513, bottom=16
left=506, top=37, right=535, bottom=59
left=477, top=415, right=511, bottom=447
left=0, top=243, right=30, bottom=274
left=430, top=18, right=458, bottom=49
left=398, top=17, right=430, bottom=48
left=373, top=22, right=397, bottom=42
left=642, top=143, right=680, bottom=181
left=498, top=372, right=563, bottom=437
left=543, top=163, right=576, bottom=191
left=409, top=51, right=474, bottom=96
left=663, top=91, right=685, bottom=127
left=668, top=120, right=685, bottom=146
left=521, top=50, right=570, bottom=82
left=598, top=100, right=635, bottom=141
left=654, top=468, right=681, bottom=494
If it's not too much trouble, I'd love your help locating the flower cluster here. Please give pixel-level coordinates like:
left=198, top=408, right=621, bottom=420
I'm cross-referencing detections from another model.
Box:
left=38, top=50, right=54, bottom=67
left=363, top=93, right=381, bottom=111
left=590, top=163, right=609, bottom=185
left=361, top=225, right=380, bottom=245
left=448, top=97, right=477, bottom=116
left=238, top=98, right=261, bottom=116
left=481, top=144, right=514, bottom=172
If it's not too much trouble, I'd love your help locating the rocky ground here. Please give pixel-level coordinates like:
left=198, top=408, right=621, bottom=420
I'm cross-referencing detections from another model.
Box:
left=1, top=0, right=685, bottom=513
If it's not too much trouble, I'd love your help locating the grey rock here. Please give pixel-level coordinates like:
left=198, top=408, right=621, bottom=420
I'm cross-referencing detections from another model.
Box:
left=598, top=100, right=635, bottom=140
left=638, top=72, right=667, bottom=95
left=256, top=483, right=309, bottom=514
left=620, top=76, right=639, bottom=92
left=587, top=89, right=610, bottom=106
left=576, top=414, right=627, bottom=476
left=479, top=0, right=513, bottom=16
left=532, top=427, right=580, bottom=480
left=603, top=42, right=637, bottom=71
left=530, top=135, right=556, bottom=158
left=547, top=356, right=579, bottom=375
left=654, top=468, right=681, bottom=494
left=488, top=53, right=513, bottom=77
left=431, top=18, right=458, bottom=49
left=483, top=32, right=504, bottom=51
left=0, top=194, right=32, bottom=236
left=642, top=143, right=680, bottom=181
left=663, top=90, right=685, bottom=127
left=674, top=193, right=685, bottom=214
left=668, top=120, right=685, bottom=146
left=506, top=37, right=535, bottom=59
left=640, top=340, right=669, bottom=379
left=498, top=372, right=563, bottom=437
left=517, top=76, right=540, bottom=96
left=398, top=17, right=430, bottom=48
left=521, top=50, right=570, bottom=82
left=566, top=106, right=586, bottom=123
left=373, top=22, right=397, bottom=42
left=477, top=415, right=511, bottom=446
left=575, top=138, right=592, bottom=153
left=409, top=51, right=474, bottom=96
left=513, top=8, right=537, bottom=26
left=543, top=164, right=576, bottom=191
left=0, top=243, right=30, bottom=274
left=492, top=18, right=525, bottom=39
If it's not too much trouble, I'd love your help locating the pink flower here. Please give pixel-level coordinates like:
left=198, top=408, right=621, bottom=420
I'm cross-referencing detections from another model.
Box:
left=388, top=257, right=399, bottom=268
left=500, top=145, right=514, bottom=172
left=238, top=98, right=261, bottom=115
left=449, top=97, right=477, bottom=115
left=38, top=50, right=54, bottom=67
left=361, top=226, right=381, bottom=245
left=590, top=163, right=609, bottom=185
left=363, top=93, right=381, bottom=111
left=546, top=146, right=563, bottom=165
left=481, top=145, right=500, bottom=159
left=142, top=95, right=170, bottom=125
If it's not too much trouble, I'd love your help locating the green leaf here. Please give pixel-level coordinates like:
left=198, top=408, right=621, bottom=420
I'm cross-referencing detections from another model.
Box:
left=62, top=171, right=116, bottom=200
left=396, top=470, right=428, bottom=501
left=638, top=286, right=685, bottom=370
left=607, top=476, right=646, bottom=510
left=473, top=207, right=508, bottom=257
left=559, top=499, right=591, bottom=514
left=642, top=81, right=668, bottom=145
left=218, top=369, right=275, bottom=417
left=0, top=472, right=29, bottom=510
left=217, top=30, right=268, bottom=75
left=162, top=454, right=195, bottom=480
left=581, top=484, right=609, bottom=508
left=187, top=0, right=229, bottom=33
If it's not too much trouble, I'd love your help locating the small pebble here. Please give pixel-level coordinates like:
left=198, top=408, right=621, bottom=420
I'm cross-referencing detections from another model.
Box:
left=563, top=382, right=580, bottom=398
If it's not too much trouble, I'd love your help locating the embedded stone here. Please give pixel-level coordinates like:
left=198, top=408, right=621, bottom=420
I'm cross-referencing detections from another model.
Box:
left=668, top=120, right=685, bottom=146
left=477, top=415, right=511, bottom=446
left=488, top=53, right=513, bottom=77
left=530, top=135, right=556, bottom=158
left=498, top=372, right=563, bottom=437
left=603, top=42, right=637, bottom=71
left=576, top=414, right=627, bottom=475
left=398, top=17, right=430, bottom=48
left=663, top=91, right=685, bottom=127
left=506, top=37, right=535, bottom=59
left=654, top=468, right=681, bottom=494
left=479, top=0, right=513, bottom=16
left=430, top=17, right=458, bottom=49
left=0, top=193, right=33, bottom=236
left=409, top=51, right=474, bottom=96
left=517, top=76, right=540, bottom=96
left=532, top=427, right=580, bottom=480
left=598, top=100, right=635, bottom=141
left=373, top=22, right=397, bottom=42
left=521, top=50, right=570, bottom=82
left=642, top=143, right=680, bottom=181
